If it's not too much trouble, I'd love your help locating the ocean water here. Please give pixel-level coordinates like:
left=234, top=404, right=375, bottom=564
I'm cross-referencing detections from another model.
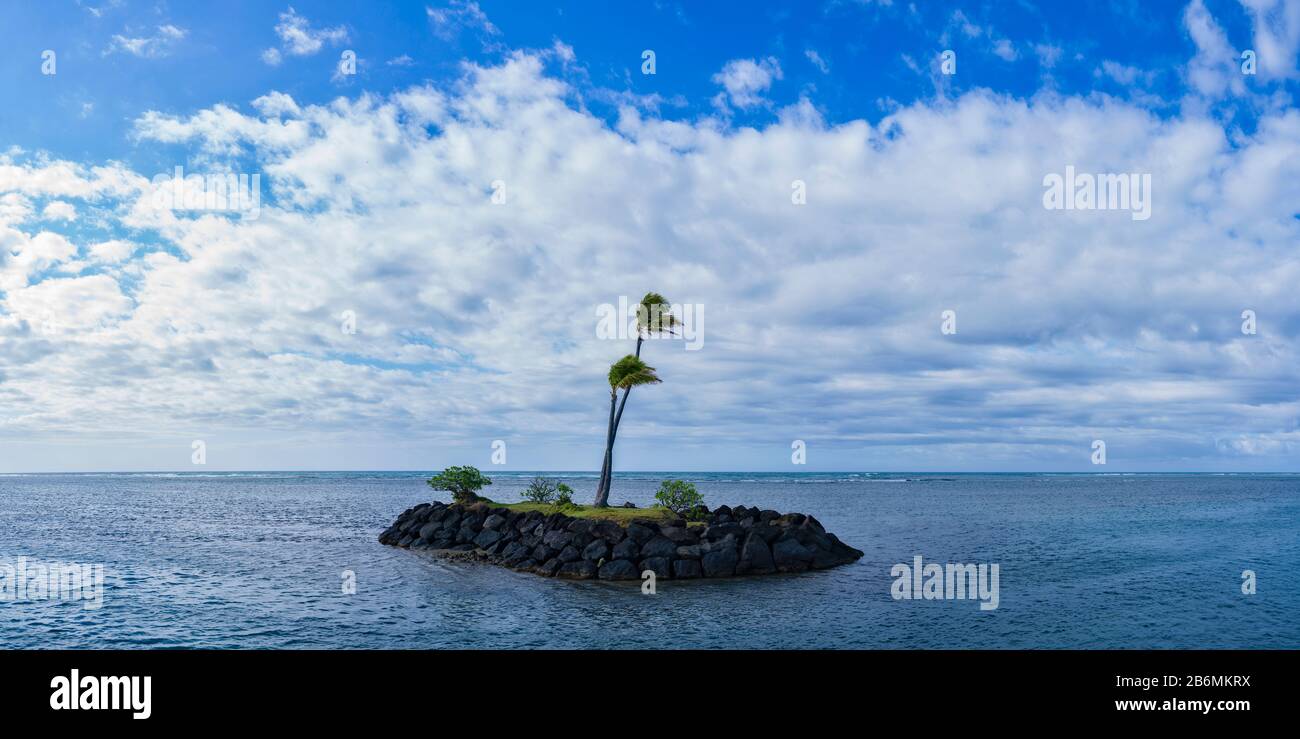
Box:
left=0, top=471, right=1296, bottom=649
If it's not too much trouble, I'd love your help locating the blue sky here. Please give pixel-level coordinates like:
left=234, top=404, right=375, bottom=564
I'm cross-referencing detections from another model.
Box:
left=1, top=1, right=1299, bottom=472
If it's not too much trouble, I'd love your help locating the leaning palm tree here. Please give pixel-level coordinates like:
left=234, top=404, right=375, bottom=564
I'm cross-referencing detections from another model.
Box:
left=592, top=354, right=661, bottom=507
left=592, top=293, right=680, bottom=506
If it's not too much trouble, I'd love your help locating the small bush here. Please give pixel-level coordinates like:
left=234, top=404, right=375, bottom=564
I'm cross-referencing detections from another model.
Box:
left=553, top=482, right=578, bottom=512
left=654, top=479, right=703, bottom=514
left=522, top=476, right=559, bottom=504
left=427, top=466, right=492, bottom=505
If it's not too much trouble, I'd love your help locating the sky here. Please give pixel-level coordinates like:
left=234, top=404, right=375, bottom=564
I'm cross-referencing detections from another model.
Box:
left=1, top=0, right=1299, bottom=472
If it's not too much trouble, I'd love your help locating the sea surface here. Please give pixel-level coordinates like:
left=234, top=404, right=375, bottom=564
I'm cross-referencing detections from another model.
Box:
left=1, top=471, right=1296, bottom=649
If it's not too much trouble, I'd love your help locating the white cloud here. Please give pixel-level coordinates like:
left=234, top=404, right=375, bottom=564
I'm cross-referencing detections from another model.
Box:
left=1240, top=0, right=1300, bottom=80
left=42, top=201, right=76, bottom=221
left=805, top=49, right=830, bottom=74
left=427, top=1, right=499, bottom=40
left=712, top=56, right=783, bottom=109
left=1184, top=0, right=1247, bottom=99
left=105, top=24, right=187, bottom=58
left=3, top=51, right=1300, bottom=471
left=262, top=6, right=347, bottom=64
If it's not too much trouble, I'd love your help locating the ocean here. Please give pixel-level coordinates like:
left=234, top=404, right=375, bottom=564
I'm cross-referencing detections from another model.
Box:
left=1, top=471, right=1296, bottom=649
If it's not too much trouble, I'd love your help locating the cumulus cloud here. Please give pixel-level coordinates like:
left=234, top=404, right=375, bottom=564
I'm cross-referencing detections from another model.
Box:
left=3, top=46, right=1300, bottom=471
left=712, top=56, right=783, bottom=110
left=262, top=7, right=347, bottom=64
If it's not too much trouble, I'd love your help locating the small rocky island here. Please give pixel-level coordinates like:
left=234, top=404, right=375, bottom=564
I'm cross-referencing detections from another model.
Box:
left=379, top=500, right=864, bottom=581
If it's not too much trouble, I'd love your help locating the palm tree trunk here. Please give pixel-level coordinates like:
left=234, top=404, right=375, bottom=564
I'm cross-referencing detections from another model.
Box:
left=593, top=389, right=618, bottom=507
left=597, top=385, right=637, bottom=504
left=594, top=335, right=645, bottom=504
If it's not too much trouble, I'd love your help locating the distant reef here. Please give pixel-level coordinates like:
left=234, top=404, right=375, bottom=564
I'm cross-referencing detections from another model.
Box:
left=379, top=501, right=864, bottom=581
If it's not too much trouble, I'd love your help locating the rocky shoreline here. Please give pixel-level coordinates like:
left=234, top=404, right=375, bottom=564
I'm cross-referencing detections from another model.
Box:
left=379, top=501, right=864, bottom=581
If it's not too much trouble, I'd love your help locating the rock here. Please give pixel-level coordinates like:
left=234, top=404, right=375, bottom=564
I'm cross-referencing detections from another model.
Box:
left=455, top=524, right=477, bottom=544
left=701, top=546, right=739, bottom=577
left=621, top=501, right=637, bottom=508
left=382, top=501, right=864, bottom=580
left=772, top=537, right=814, bottom=572
left=582, top=540, right=609, bottom=562
left=749, top=523, right=781, bottom=545
left=672, top=559, right=702, bottom=579
left=556, top=560, right=597, bottom=580
left=703, top=522, right=743, bottom=541
left=639, top=535, right=677, bottom=559
left=612, top=538, right=639, bottom=561
left=590, top=521, right=625, bottom=544
left=675, top=544, right=702, bottom=559
left=661, top=526, right=698, bottom=545
left=598, top=559, right=640, bottom=580
left=736, top=532, right=776, bottom=575
left=639, top=557, right=671, bottom=579
left=542, top=530, right=574, bottom=550
left=625, top=522, right=657, bottom=544
left=812, top=548, right=852, bottom=569
left=701, top=533, right=737, bottom=554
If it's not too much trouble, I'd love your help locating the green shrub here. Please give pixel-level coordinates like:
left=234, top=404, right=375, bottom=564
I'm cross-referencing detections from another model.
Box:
left=654, top=479, right=703, bottom=514
left=427, top=466, right=492, bottom=505
left=522, top=476, right=559, bottom=504
left=553, top=483, right=579, bottom=512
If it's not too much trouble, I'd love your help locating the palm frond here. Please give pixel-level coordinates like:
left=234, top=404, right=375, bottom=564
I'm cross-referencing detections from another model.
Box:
left=607, top=354, right=662, bottom=389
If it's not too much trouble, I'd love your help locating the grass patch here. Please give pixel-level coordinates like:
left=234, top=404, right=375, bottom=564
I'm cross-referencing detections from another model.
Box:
left=478, top=500, right=689, bottom=525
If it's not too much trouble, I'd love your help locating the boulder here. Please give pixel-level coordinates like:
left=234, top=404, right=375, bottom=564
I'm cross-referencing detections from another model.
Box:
left=639, top=557, right=671, bottom=579
left=582, top=540, right=609, bottom=562
left=482, top=514, right=506, bottom=531
left=701, top=546, right=739, bottom=577
left=417, top=522, right=441, bottom=541
left=557, top=545, right=581, bottom=563
left=736, top=532, right=775, bottom=575
left=625, top=522, right=657, bottom=544
left=542, top=530, right=574, bottom=550
left=675, top=544, right=702, bottom=559
left=598, top=559, right=640, bottom=580
left=772, top=537, right=814, bottom=572
left=591, top=521, right=625, bottom=544
left=537, top=558, right=562, bottom=577
left=474, top=528, right=503, bottom=550
left=639, top=536, right=677, bottom=559
left=612, top=538, right=639, bottom=561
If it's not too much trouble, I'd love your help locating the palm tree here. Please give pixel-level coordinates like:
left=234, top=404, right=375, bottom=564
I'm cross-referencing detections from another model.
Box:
left=592, top=293, right=679, bottom=507
left=592, top=355, right=661, bottom=507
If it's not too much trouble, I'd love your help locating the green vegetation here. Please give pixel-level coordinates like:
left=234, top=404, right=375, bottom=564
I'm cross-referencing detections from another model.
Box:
left=521, top=476, right=579, bottom=512
left=654, top=479, right=704, bottom=515
left=426, top=465, right=492, bottom=504
left=488, top=500, right=691, bottom=525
